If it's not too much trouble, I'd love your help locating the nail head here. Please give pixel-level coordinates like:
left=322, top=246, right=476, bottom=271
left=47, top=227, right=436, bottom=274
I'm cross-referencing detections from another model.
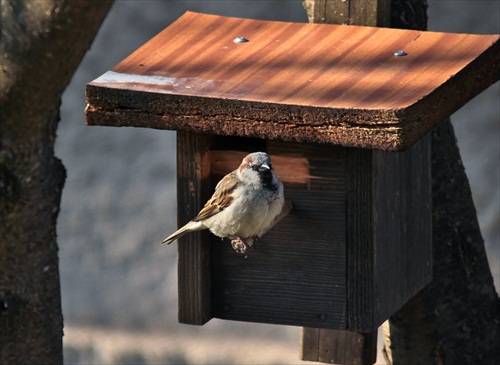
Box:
left=233, top=37, right=249, bottom=43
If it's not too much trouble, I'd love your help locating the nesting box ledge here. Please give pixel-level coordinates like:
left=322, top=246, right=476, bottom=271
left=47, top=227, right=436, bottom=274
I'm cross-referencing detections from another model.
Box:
left=86, top=12, right=500, bottom=150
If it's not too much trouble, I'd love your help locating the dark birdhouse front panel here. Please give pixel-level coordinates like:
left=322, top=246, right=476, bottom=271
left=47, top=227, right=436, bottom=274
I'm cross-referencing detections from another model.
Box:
left=210, top=138, right=347, bottom=329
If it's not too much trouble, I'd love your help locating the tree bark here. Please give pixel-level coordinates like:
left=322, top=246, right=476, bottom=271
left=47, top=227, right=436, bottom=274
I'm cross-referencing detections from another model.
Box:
left=0, top=1, right=114, bottom=363
left=383, top=1, right=500, bottom=364
left=385, top=122, right=500, bottom=364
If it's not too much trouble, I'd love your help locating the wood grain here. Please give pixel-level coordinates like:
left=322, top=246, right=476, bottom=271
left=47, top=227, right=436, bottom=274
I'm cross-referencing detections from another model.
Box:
left=86, top=12, right=500, bottom=150
left=345, top=147, right=375, bottom=332
left=209, top=138, right=348, bottom=329
left=372, top=134, right=432, bottom=326
left=300, top=327, right=377, bottom=364
left=210, top=150, right=312, bottom=185
left=344, top=136, right=432, bottom=332
left=176, top=131, right=213, bottom=325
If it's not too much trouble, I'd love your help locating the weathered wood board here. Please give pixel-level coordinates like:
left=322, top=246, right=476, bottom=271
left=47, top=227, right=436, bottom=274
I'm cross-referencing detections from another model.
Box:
left=86, top=12, right=499, bottom=150
left=210, top=139, right=347, bottom=329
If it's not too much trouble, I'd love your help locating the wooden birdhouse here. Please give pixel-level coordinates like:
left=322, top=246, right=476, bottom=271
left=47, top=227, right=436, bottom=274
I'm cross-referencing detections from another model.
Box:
left=86, top=12, right=500, bottom=335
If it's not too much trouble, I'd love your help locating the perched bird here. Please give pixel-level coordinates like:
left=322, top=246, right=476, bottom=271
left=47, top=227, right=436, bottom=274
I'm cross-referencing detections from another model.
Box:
left=162, top=152, right=285, bottom=254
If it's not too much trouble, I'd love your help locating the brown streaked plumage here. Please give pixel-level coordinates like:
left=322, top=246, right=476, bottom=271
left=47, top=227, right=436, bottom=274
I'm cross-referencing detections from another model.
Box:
left=194, top=172, right=238, bottom=222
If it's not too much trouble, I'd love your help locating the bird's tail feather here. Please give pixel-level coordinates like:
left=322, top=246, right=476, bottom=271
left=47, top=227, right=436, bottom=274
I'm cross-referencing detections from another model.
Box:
left=162, top=221, right=206, bottom=244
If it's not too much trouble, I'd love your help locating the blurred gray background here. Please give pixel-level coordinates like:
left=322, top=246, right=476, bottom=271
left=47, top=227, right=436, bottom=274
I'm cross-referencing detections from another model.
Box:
left=56, top=1, right=499, bottom=364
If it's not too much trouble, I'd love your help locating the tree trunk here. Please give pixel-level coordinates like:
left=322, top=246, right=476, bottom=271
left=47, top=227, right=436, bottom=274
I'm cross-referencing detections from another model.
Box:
left=384, top=1, right=500, bottom=364
left=385, top=122, right=500, bottom=364
left=0, top=1, right=114, bottom=363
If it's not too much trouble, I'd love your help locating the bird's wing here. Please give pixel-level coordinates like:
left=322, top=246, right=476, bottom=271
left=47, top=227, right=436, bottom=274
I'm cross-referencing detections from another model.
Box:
left=194, top=170, right=239, bottom=222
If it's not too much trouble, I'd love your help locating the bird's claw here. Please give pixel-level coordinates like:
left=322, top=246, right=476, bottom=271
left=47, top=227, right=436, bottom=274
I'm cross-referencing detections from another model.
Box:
left=231, top=238, right=248, bottom=255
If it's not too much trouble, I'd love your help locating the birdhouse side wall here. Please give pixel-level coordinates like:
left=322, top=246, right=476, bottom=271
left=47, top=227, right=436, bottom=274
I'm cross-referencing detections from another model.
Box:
left=346, top=135, right=432, bottom=332
left=372, top=133, right=432, bottom=325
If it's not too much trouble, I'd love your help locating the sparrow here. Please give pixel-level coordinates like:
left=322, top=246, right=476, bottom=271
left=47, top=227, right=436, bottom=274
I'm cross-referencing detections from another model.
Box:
left=162, top=152, right=285, bottom=254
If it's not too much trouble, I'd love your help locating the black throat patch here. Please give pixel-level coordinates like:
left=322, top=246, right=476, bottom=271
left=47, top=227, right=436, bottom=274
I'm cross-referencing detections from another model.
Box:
left=259, top=169, right=277, bottom=192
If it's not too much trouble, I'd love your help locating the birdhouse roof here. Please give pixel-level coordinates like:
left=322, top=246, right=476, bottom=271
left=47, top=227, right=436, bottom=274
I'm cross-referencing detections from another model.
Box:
left=86, top=12, right=499, bottom=150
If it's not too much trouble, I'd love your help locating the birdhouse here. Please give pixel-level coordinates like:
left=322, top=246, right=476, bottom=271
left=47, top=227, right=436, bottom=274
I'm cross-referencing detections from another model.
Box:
left=86, top=12, right=500, bottom=334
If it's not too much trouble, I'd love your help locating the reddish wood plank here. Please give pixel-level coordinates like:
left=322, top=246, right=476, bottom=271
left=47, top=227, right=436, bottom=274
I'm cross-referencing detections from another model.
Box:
left=86, top=12, right=499, bottom=150
left=93, top=12, right=498, bottom=110
left=210, top=150, right=312, bottom=185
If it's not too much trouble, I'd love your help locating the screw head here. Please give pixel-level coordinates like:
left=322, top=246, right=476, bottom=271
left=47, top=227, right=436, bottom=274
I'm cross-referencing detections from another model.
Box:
left=233, top=37, right=249, bottom=43
left=394, top=50, right=408, bottom=57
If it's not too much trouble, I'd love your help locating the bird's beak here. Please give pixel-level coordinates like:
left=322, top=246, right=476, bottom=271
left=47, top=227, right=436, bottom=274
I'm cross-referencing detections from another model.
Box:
left=260, top=163, right=270, bottom=170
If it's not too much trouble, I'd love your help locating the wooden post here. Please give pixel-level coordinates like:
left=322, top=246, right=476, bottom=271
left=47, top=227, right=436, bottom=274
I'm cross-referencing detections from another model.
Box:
left=177, top=131, right=213, bottom=325
left=301, top=328, right=378, bottom=364
left=300, top=1, right=392, bottom=364
left=303, top=0, right=391, bottom=26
